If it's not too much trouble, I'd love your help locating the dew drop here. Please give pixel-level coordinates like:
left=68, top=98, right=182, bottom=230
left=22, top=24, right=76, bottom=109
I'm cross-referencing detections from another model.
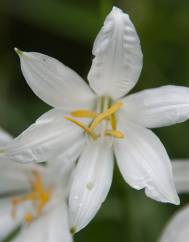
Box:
left=78, top=203, right=83, bottom=208
left=73, top=195, right=79, bottom=200
left=86, top=182, right=94, bottom=190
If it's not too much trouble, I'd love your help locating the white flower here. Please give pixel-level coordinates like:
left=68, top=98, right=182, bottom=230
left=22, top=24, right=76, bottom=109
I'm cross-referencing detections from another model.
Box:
left=0, top=128, right=73, bottom=242
left=159, top=160, right=189, bottom=242
left=6, top=6, right=189, bottom=232
left=172, top=159, right=189, bottom=194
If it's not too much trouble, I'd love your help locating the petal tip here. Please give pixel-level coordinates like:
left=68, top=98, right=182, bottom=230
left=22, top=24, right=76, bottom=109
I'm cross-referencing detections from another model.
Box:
left=111, top=6, right=128, bottom=16
left=174, top=197, right=180, bottom=206
left=70, top=226, right=77, bottom=234
left=170, top=194, right=180, bottom=205
left=14, top=47, right=23, bottom=56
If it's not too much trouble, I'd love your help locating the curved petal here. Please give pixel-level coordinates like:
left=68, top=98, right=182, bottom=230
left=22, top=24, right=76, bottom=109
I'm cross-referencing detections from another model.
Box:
left=69, top=141, right=114, bottom=232
left=114, top=117, right=179, bottom=204
left=6, top=109, right=84, bottom=163
left=122, top=85, right=189, bottom=128
left=159, top=205, right=189, bottom=242
left=16, top=49, right=95, bottom=110
left=0, top=128, right=12, bottom=147
left=12, top=203, right=72, bottom=242
left=88, top=6, right=143, bottom=99
left=172, top=160, right=189, bottom=194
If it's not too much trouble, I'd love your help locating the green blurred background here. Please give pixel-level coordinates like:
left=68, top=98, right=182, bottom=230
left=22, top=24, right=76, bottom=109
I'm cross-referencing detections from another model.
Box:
left=0, top=0, right=189, bottom=241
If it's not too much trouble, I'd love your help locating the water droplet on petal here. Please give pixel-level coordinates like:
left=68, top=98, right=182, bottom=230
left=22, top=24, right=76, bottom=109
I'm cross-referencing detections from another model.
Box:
left=86, top=182, right=94, bottom=190
left=78, top=203, right=82, bottom=208
left=73, top=195, right=79, bottom=200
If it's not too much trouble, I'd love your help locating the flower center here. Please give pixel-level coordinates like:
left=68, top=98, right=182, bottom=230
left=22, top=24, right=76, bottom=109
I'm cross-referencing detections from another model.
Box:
left=11, top=170, right=52, bottom=223
left=65, top=97, right=124, bottom=140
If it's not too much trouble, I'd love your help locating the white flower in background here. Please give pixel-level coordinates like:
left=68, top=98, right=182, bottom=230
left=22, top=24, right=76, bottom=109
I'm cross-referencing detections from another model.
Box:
left=172, top=159, right=189, bottom=193
left=0, top=128, right=73, bottom=242
left=159, top=159, right=189, bottom=242
left=6, top=5, right=189, bottom=232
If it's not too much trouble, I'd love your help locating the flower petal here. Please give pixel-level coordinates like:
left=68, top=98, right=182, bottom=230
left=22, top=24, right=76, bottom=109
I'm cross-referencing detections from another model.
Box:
left=69, top=141, right=114, bottom=232
left=0, top=198, right=27, bottom=240
left=122, top=85, right=189, bottom=128
left=0, top=128, right=12, bottom=147
left=114, top=117, right=179, bottom=204
left=16, top=49, right=95, bottom=110
left=6, top=109, right=84, bottom=163
left=159, top=205, right=189, bottom=242
left=47, top=138, right=85, bottom=192
left=12, top=203, right=72, bottom=242
left=172, top=160, right=189, bottom=194
left=0, top=157, right=44, bottom=194
left=88, top=6, right=143, bottom=99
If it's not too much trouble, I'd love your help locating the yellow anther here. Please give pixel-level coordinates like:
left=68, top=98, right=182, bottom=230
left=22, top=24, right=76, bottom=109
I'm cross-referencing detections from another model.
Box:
left=111, top=114, right=117, bottom=130
left=65, top=116, right=98, bottom=140
left=31, top=170, right=52, bottom=214
left=105, top=130, right=124, bottom=139
left=24, top=213, right=33, bottom=223
left=11, top=170, right=52, bottom=222
left=89, top=101, right=123, bottom=131
left=70, top=109, right=98, bottom=118
left=11, top=193, right=36, bottom=219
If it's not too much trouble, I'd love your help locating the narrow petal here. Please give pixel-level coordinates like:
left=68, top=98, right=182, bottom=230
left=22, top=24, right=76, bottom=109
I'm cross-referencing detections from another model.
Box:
left=16, top=49, right=95, bottom=110
left=0, top=198, right=27, bottom=240
left=6, top=109, right=84, bottom=163
left=114, top=117, right=179, bottom=204
left=172, top=160, right=189, bottom=194
left=12, top=203, right=72, bottom=242
left=88, top=6, right=143, bottom=99
left=69, top=141, right=114, bottom=232
left=122, top=85, right=189, bottom=128
left=159, top=205, right=189, bottom=242
left=0, top=128, right=12, bottom=147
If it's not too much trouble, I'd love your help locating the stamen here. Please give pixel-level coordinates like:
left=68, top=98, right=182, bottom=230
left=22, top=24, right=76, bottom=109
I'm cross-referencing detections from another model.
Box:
left=111, top=114, right=117, bottom=130
left=11, top=170, right=52, bottom=222
left=105, top=130, right=124, bottom=139
left=70, top=110, right=98, bottom=118
left=89, top=101, right=123, bottom=131
left=64, top=116, right=98, bottom=140
left=31, top=170, right=52, bottom=214
left=24, top=213, right=33, bottom=223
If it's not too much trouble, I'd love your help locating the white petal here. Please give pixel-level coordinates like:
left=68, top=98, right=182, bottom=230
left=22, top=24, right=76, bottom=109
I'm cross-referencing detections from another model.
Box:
left=88, top=6, right=143, bottom=99
left=46, top=138, right=85, bottom=193
left=114, top=117, right=179, bottom=204
left=0, top=157, right=44, bottom=194
left=172, top=160, right=189, bottom=194
left=159, top=205, right=189, bottom=242
left=16, top=49, right=95, bottom=110
left=0, top=128, right=12, bottom=147
left=122, top=85, right=189, bottom=128
left=6, top=109, right=84, bottom=163
left=69, top=141, right=114, bottom=232
left=12, top=203, right=72, bottom=242
left=0, top=198, right=27, bottom=240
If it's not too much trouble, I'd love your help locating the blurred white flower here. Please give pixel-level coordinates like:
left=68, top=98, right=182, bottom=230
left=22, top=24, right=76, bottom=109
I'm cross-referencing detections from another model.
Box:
left=172, top=159, right=189, bottom=194
left=159, top=159, right=189, bottom=242
left=6, top=5, right=189, bottom=232
left=0, top=128, right=73, bottom=242
left=159, top=205, right=189, bottom=242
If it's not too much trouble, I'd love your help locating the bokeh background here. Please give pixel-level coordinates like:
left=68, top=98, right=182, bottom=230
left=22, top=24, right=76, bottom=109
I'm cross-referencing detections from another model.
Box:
left=0, top=0, right=189, bottom=241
